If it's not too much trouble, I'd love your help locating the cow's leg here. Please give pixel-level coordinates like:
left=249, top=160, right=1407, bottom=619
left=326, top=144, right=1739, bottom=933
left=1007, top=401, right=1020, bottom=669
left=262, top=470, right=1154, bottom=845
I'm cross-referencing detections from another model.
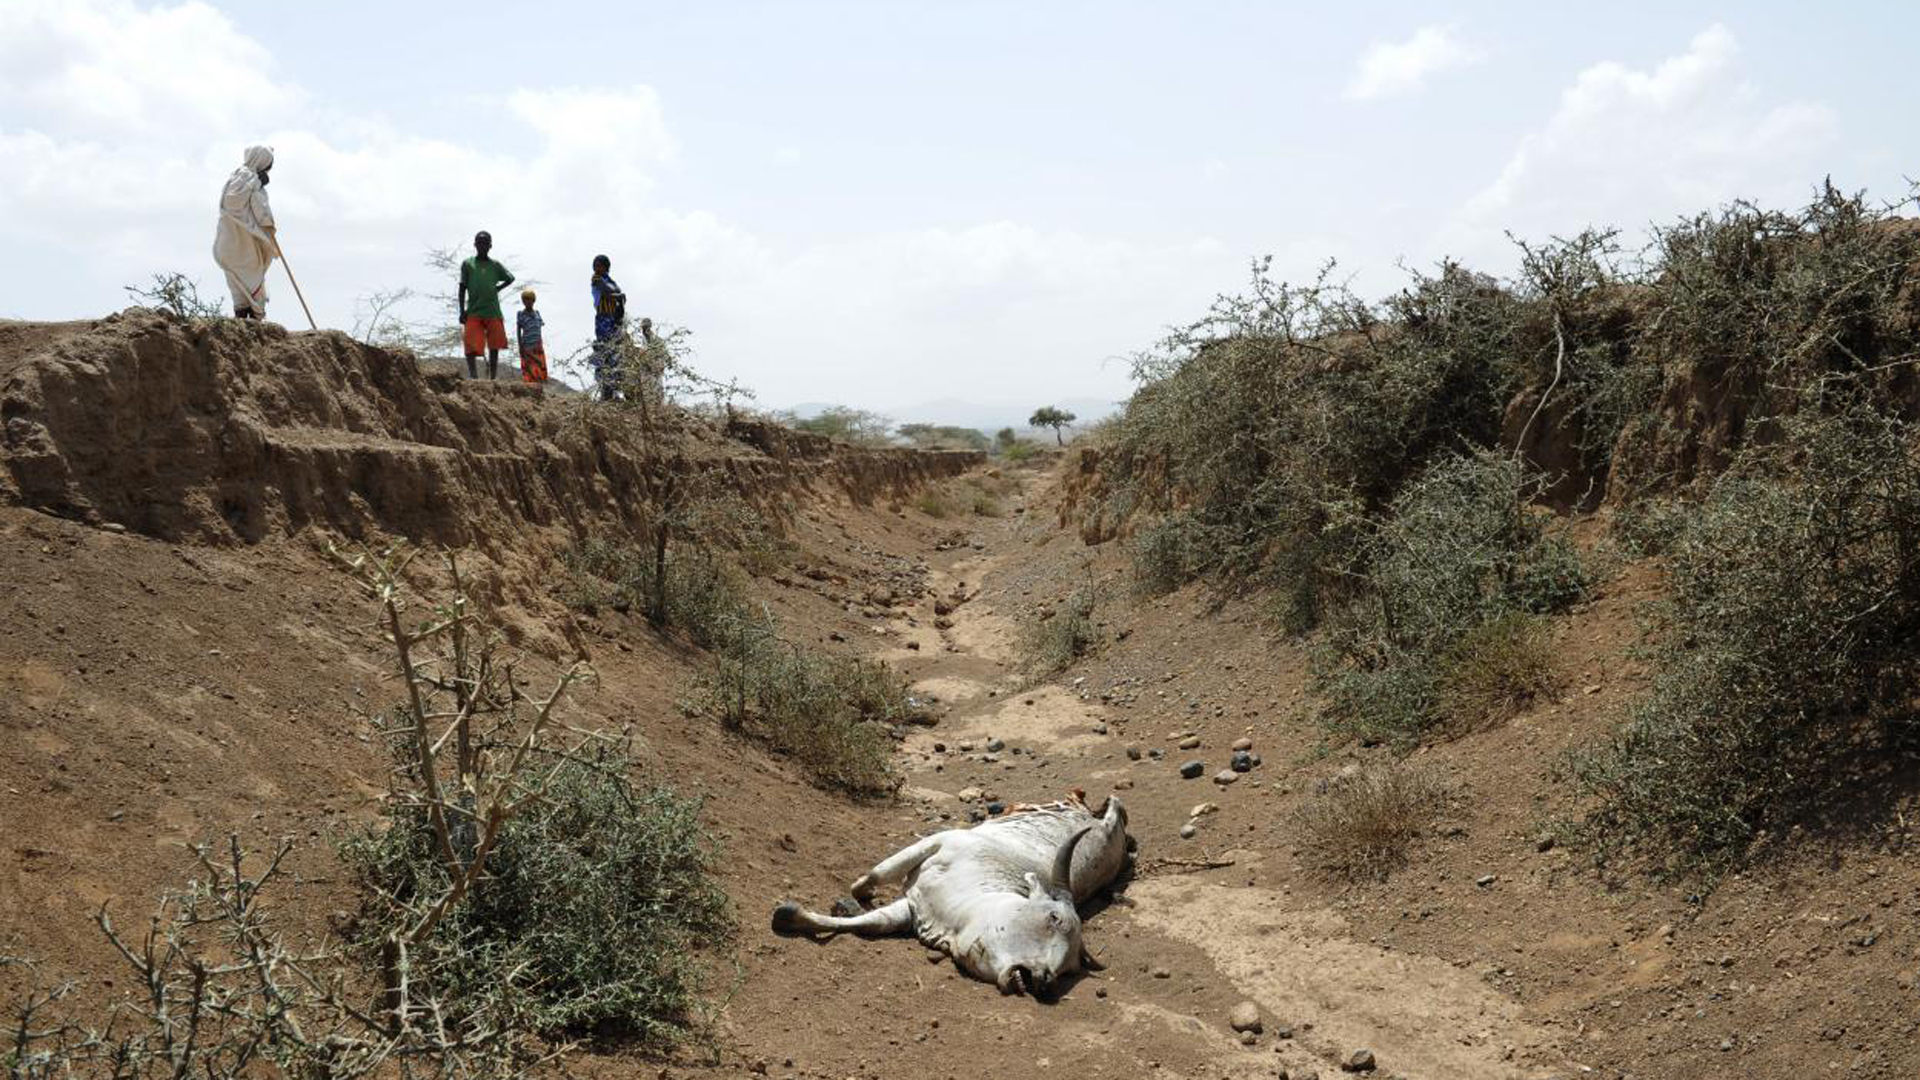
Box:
left=771, top=896, right=913, bottom=937
left=850, top=835, right=942, bottom=904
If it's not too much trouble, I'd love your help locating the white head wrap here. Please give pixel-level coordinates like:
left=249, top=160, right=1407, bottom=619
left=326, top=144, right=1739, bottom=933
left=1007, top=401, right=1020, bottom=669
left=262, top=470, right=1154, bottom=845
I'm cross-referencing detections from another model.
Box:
left=243, top=145, right=274, bottom=173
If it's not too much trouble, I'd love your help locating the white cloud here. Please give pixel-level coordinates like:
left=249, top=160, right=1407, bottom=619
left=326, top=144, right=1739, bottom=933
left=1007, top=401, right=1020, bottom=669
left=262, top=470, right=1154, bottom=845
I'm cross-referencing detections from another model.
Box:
left=1344, top=25, right=1484, bottom=101
left=0, top=0, right=295, bottom=138
left=1450, top=24, right=1838, bottom=254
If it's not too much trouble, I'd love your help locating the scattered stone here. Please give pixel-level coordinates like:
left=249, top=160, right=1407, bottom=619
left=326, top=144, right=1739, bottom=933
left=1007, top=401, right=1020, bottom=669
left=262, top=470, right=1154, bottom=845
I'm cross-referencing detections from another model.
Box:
left=1092, top=722, right=1108, bottom=735
left=1126, top=745, right=1144, bottom=761
left=1272, top=1024, right=1295, bottom=1040
left=1535, top=834, right=1556, bottom=852
left=986, top=801, right=1005, bottom=816
left=1213, top=769, right=1239, bottom=786
left=1150, top=967, right=1172, bottom=979
left=906, top=641, right=921, bottom=651
left=100, top=522, right=126, bottom=534
left=1228, top=1000, right=1262, bottom=1034
left=1179, top=760, right=1205, bottom=779
left=1230, top=750, right=1255, bottom=773
left=1239, top=1030, right=1257, bottom=1046
left=1112, top=779, right=1134, bottom=791
left=932, top=742, right=946, bottom=753
left=966, top=808, right=985, bottom=823
left=1584, top=684, right=1601, bottom=695
left=1231, top=736, right=1253, bottom=752
left=986, top=738, right=1006, bottom=753
left=1719, top=1037, right=1735, bottom=1051
left=1148, top=748, right=1165, bottom=760
left=1179, top=823, right=1198, bottom=840
left=1178, top=735, right=1202, bottom=750
left=1094, top=985, right=1107, bottom=998
left=1341, top=1048, right=1376, bottom=1072
left=1190, top=802, right=1219, bottom=818
left=1474, top=873, right=1496, bottom=887
left=933, top=599, right=954, bottom=616
left=958, top=787, right=983, bottom=801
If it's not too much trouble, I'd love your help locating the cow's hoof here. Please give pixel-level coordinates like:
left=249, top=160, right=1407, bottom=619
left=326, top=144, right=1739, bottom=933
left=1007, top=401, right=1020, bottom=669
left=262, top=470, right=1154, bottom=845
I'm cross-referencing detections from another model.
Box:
left=770, top=901, right=803, bottom=933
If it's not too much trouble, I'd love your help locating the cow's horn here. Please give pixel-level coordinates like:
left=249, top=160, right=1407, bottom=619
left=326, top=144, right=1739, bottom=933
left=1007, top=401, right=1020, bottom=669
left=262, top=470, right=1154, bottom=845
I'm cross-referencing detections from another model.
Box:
left=1050, top=825, right=1094, bottom=893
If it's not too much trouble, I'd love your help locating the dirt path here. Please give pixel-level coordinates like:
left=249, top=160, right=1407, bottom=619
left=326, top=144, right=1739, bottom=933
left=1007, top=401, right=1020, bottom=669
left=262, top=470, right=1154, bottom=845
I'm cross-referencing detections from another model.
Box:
left=748, top=472, right=1572, bottom=1080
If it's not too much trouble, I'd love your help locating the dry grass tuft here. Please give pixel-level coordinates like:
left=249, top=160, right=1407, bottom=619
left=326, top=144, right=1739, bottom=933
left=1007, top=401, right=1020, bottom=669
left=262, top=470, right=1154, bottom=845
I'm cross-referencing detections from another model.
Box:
left=1298, top=764, right=1451, bottom=880
left=1435, top=611, right=1562, bottom=732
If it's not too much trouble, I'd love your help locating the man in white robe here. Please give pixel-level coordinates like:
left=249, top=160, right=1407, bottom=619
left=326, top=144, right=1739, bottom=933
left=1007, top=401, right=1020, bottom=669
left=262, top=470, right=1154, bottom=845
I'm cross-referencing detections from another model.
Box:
left=211, top=146, right=277, bottom=319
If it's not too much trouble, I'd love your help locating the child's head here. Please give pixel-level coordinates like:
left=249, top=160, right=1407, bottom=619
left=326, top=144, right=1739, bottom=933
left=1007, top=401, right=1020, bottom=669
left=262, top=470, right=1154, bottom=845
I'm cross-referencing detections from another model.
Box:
left=521, top=288, right=537, bottom=309
left=592, top=254, right=611, bottom=274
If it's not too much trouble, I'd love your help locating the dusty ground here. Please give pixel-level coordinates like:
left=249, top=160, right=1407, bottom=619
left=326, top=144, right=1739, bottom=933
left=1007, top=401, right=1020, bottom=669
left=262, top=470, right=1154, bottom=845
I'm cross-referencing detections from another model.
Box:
left=4, top=316, right=1919, bottom=1080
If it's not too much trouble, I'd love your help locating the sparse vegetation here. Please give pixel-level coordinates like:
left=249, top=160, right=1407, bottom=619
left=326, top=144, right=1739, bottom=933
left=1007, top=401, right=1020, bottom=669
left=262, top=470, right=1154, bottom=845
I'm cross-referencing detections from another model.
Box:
left=695, top=614, right=908, bottom=797
left=1569, top=406, right=1920, bottom=876
left=1018, top=578, right=1103, bottom=675
left=1297, top=763, right=1451, bottom=880
left=898, top=423, right=990, bottom=452
left=124, top=271, right=227, bottom=320
left=787, top=405, right=894, bottom=446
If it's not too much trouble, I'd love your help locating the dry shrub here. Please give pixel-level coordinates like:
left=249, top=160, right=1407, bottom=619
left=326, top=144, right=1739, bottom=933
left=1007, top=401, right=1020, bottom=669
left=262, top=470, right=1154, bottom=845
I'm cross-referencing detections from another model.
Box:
left=1434, top=611, right=1562, bottom=732
left=1018, top=581, right=1102, bottom=675
left=1298, top=764, right=1451, bottom=880
left=696, top=616, right=908, bottom=798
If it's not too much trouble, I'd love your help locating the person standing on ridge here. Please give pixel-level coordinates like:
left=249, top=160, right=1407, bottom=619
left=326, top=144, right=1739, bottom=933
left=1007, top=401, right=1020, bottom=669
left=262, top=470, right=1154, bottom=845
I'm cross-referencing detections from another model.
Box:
left=212, top=145, right=278, bottom=320
left=590, top=254, right=626, bottom=400
left=516, top=288, right=548, bottom=384
left=458, top=231, right=515, bottom=379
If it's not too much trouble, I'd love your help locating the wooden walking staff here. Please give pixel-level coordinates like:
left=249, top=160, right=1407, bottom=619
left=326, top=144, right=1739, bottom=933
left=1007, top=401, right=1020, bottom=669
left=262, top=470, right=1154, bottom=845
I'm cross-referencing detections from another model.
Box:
left=271, top=235, right=319, bottom=331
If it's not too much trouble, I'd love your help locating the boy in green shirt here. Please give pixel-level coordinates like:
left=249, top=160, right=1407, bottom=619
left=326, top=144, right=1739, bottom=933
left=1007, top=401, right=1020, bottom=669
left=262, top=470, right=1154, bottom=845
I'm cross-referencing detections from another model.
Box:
left=457, top=230, right=515, bottom=379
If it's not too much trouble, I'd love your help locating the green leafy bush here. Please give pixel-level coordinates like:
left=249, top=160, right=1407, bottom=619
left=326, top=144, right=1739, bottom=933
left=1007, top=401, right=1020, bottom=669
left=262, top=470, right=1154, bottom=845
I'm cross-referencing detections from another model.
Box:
left=1568, top=407, right=1920, bottom=875
left=1316, top=452, right=1587, bottom=744
left=342, top=744, right=733, bottom=1046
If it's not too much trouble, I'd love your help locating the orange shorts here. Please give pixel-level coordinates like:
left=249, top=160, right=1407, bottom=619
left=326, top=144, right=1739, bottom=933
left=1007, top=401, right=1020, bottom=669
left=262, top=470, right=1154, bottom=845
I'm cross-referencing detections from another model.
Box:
left=463, top=316, right=507, bottom=354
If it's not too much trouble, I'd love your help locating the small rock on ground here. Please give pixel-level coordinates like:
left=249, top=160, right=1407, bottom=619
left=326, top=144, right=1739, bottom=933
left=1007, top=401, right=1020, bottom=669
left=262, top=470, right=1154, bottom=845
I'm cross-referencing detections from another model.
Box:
left=1213, top=769, right=1239, bottom=786
left=1231, top=736, right=1253, bottom=751
left=1341, top=1048, right=1376, bottom=1072
left=1228, top=1000, right=1262, bottom=1033
left=1179, top=760, right=1205, bottom=779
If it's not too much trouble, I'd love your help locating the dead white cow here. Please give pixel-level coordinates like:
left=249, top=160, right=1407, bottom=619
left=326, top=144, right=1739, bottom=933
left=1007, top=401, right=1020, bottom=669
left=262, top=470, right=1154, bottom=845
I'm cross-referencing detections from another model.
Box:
left=772, top=793, right=1130, bottom=997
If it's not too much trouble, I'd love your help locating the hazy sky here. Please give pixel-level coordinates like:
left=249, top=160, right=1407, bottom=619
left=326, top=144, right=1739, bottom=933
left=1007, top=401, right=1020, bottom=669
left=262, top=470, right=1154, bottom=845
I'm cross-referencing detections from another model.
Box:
left=3, top=1, right=1916, bottom=412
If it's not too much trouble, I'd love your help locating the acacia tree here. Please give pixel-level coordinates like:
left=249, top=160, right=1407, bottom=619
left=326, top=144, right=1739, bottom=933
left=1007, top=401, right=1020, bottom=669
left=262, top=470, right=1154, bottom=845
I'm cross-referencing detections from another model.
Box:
left=1029, top=405, right=1077, bottom=445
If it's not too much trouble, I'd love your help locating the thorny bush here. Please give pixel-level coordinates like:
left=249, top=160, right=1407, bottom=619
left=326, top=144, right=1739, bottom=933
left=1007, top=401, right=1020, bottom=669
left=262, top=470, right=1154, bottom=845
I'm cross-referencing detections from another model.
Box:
left=1568, top=405, right=1920, bottom=876
left=1314, top=452, right=1587, bottom=745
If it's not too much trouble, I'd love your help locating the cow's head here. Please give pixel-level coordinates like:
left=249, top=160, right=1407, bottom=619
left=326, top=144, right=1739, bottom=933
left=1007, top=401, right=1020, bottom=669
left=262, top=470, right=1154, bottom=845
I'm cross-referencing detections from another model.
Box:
left=962, top=826, right=1103, bottom=998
